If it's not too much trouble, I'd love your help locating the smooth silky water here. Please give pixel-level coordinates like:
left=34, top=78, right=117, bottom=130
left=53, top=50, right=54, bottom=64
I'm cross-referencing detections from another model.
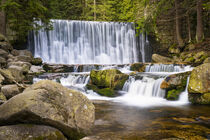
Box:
left=29, top=20, right=209, bottom=139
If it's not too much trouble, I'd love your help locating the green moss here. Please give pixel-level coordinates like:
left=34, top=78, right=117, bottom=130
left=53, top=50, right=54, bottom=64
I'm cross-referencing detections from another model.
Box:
left=185, top=57, right=195, bottom=63
left=86, top=84, right=115, bottom=97
left=90, top=69, right=128, bottom=90
left=167, top=89, right=183, bottom=101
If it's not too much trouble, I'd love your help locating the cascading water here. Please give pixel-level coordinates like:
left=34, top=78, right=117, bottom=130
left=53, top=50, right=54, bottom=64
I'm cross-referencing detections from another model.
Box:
left=28, top=20, right=151, bottom=64
left=60, top=74, right=90, bottom=88
left=122, top=76, right=165, bottom=98
left=145, top=64, right=193, bottom=72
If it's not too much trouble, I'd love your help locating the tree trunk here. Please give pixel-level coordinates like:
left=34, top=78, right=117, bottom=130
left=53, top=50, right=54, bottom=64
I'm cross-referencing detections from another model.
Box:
left=187, top=13, right=192, bottom=42
left=94, top=0, right=96, bottom=20
left=0, top=0, right=6, bottom=36
left=196, top=0, right=204, bottom=42
left=175, top=0, right=184, bottom=47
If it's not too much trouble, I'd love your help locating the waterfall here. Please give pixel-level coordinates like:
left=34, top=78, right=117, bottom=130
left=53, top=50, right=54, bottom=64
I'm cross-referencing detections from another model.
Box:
left=122, top=77, right=165, bottom=98
left=178, top=77, right=190, bottom=103
left=60, top=74, right=90, bottom=88
left=28, top=20, right=151, bottom=64
left=145, top=64, right=193, bottom=72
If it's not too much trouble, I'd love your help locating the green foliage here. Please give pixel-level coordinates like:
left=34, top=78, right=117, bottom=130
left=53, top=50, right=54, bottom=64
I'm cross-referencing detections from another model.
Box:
left=1, top=0, right=52, bottom=41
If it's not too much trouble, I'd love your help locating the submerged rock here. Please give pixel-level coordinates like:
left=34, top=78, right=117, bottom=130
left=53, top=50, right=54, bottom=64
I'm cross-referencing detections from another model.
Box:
left=161, top=72, right=190, bottom=100
left=152, top=54, right=172, bottom=63
left=188, top=63, right=210, bottom=104
left=0, top=80, right=95, bottom=139
left=0, top=124, right=67, bottom=140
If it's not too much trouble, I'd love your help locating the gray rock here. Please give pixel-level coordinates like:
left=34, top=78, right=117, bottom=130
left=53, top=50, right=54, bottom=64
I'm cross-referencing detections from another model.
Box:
left=1, top=84, right=20, bottom=99
left=152, top=54, right=172, bottom=63
left=0, top=124, right=67, bottom=140
left=29, top=65, right=45, bottom=74
left=0, top=80, right=95, bottom=140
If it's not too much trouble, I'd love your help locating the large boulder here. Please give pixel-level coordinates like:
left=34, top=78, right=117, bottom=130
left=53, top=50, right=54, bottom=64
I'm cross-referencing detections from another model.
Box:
left=152, top=54, right=172, bottom=63
left=0, top=80, right=95, bottom=139
left=0, top=124, right=67, bottom=140
left=188, top=63, right=210, bottom=104
left=90, top=69, right=129, bottom=90
left=161, top=72, right=190, bottom=100
left=1, top=85, right=20, bottom=99
left=88, top=69, right=129, bottom=97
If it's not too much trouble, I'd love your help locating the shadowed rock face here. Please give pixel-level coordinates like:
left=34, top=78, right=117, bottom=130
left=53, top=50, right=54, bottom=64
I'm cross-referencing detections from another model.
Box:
left=0, top=80, right=95, bottom=140
left=0, top=124, right=67, bottom=140
left=188, top=63, right=210, bottom=104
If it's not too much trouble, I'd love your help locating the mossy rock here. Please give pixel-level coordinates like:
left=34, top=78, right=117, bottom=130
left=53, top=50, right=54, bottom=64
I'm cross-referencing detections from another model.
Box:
left=90, top=69, right=129, bottom=90
left=31, top=57, right=43, bottom=66
left=161, top=72, right=190, bottom=90
left=87, top=84, right=115, bottom=97
left=188, top=63, right=210, bottom=104
left=130, top=63, right=146, bottom=72
left=166, top=89, right=183, bottom=101
left=184, top=57, right=195, bottom=63
left=189, top=93, right=210, bottom=104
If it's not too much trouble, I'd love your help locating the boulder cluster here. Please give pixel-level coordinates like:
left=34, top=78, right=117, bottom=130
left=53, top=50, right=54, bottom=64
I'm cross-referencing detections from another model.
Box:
left=0, top=34, right=95, bottom=140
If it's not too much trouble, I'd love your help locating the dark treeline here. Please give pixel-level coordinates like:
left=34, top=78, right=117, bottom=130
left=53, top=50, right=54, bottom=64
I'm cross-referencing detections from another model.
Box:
left=0, top=0, right=209, bottom=46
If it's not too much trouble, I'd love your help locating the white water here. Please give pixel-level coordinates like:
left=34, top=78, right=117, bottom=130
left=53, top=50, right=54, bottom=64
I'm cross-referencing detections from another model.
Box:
left=60, top=74, right=90, bottom=88
left=145, top=64, right=193, bottom=72
left=178, top=77, right=190, bottom=103
left=28, top=20, right=151, bottom=64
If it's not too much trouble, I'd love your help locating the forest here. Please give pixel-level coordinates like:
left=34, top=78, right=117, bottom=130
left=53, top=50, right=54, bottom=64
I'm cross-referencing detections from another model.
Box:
left=0, top=0, right=209, bottom=46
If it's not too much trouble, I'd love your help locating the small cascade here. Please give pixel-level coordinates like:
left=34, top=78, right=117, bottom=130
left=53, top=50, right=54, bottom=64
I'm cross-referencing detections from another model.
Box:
left=145, top=64, right=193, bottom=72
left=60, top=74, right=90, bottom=88
left=28, top=20, right=151, bottom=64
left=178, top=77, right=190, bottom=103
left=122, top=77, right=165, bottom=98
